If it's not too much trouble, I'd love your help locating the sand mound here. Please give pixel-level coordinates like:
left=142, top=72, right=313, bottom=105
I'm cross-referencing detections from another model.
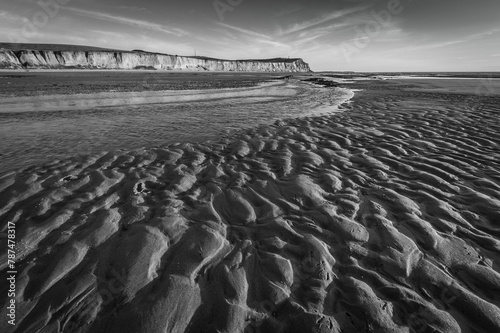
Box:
left=1, top=82, right=500, bottom=332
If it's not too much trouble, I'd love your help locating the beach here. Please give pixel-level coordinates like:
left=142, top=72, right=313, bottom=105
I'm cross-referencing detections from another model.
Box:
left=0, top=73, right=352, bottom=175
left=1, top=75, right=500, bottom=333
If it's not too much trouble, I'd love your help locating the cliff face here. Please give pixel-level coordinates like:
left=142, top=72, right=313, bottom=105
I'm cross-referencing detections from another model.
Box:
left=0, top=49, right=311, bottom=72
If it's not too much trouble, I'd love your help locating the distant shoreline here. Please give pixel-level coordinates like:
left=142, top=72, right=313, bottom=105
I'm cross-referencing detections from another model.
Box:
left=0, top=71, right=308, bottom=98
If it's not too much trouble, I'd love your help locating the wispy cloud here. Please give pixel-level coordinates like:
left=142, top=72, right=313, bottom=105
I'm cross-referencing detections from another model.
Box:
left=380, top=26, right=500, bottom=55
left=88, top=29, right=128, bottom=40
left=0, top=10, right=25, bottom=22
left=280, top=6, right=370, bottom=35
left=210, top=22, right=289, bottom=48
left=380, top=39, right=466, bottom=55
left=63, top=7, right=188, bottom=36
left=113, top=5, right=150, bottom=13
left=299, top=21, right=355, bottom=37
left=468, top=27, right=500, bottom=40
left=255, top=39, right=289, bottom=48
left=216, top=22, right=271, bottom=40
left=213, top=23, right=290, bottom=49
left=291, top=33, right=327, bottom=46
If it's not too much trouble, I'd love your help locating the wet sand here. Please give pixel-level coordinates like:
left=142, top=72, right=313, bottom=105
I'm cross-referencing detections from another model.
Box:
left=0, top=71, right=299, bottom=97
left=1, top=77, right=500, bottom=333
left=0, top=74, right=350, bottom=175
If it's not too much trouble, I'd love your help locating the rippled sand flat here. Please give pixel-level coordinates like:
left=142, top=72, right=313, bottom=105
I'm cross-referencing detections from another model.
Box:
left=0, top=75, right=349, bottom=175
left=1, top=78, right=500, bottom=333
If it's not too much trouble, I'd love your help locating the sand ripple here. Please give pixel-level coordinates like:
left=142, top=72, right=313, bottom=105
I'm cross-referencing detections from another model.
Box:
left=1, top=85, right=499, bottom=332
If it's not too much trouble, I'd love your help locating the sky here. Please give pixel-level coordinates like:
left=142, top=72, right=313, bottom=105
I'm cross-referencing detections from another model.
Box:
left=1, top=0, right=499, bottom=71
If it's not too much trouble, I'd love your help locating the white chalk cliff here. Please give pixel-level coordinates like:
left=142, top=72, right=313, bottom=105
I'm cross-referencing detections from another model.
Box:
left=0, top=48, right=311, bottom=72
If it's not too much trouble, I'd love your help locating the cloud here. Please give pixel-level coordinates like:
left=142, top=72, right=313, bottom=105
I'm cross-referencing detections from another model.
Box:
left=281, top=5, right=370, bottom=35
left=291, top=33, right=327, bottom=46
left=216, top=22, right=271, bottom=40
left=254, top=39, right=289, bottom=48
left=300, top=21, right=355, bottom=37
left=378, top=39, right=466, bottom=55
left=87, top=29, right=128, bottom=40
left=113, top=5, right=150, bottom=13
left=397, top=28, right=500, bottom=52
left=468, top=27, right=500, bottom=40
left=63, top=7, right=188, bottom=36
left=214, top=22, right=291, bottom=48
left=0, top=10, right=25, bottom=22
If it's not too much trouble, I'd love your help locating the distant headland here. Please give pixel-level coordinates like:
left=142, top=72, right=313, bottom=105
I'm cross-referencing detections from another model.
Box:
left=0, top=43, right=311, bottom=72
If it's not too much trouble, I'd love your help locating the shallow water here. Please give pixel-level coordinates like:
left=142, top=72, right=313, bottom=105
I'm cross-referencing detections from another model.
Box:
left=0, top=80, right=352, bottom=174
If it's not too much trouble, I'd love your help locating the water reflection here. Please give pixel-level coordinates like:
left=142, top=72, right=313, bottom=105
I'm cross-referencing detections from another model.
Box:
left=0, top=80, right=352, bottom=174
